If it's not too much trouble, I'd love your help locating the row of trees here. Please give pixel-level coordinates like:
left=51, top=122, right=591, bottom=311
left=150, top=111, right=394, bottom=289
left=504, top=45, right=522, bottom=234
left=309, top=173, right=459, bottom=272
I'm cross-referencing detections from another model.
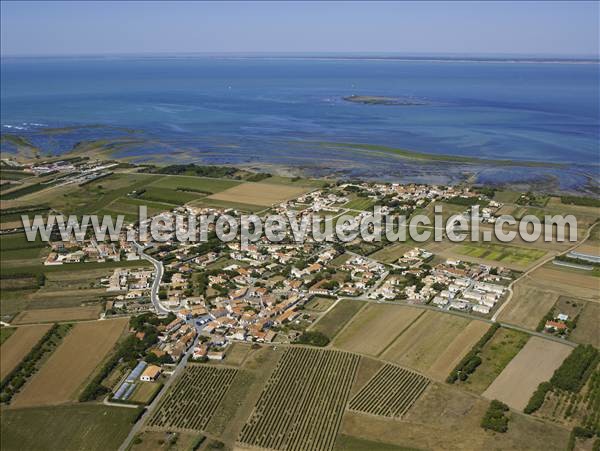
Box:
left=447, top=323, right=500, bottom=383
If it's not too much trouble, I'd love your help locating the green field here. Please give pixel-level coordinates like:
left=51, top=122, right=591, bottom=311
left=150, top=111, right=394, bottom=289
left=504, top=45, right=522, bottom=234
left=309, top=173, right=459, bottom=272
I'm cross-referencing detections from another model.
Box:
left=1, top=258, right=151, bottom=276
left=457, top=242, right=545, bottom=266
left=0, top=232, right=46, bottom=251
left=311, top=299, right=365, bottom=339
left=0, top=327, right=16, bottom=345
left=343, top=197, right=377, bottom=211
left=188, top=197, right=266, bottom=213
left=0, top=405, right=141, bottom=451
left=334, top=435, right=420, bottom=451
left=149, top=175, right=241, bottom=193
left=461, top=328, right=530, bottom=394
left=129, top=382, right=162, bottom=404
left=138, top=186, right=201, bottom=205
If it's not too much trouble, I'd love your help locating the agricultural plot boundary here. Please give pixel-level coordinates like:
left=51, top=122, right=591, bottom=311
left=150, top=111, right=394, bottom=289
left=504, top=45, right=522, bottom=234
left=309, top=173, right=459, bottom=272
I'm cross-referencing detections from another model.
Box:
left=348, top=363, right=430, bottom=418
left=148, top=365, right=237, bottom=432
left=239, top=347, right=359, bottom=451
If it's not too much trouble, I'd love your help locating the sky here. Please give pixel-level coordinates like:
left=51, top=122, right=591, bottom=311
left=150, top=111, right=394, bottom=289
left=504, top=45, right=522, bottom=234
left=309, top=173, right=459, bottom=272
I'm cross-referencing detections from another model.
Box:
left=1, top=1, right=598, bottom=57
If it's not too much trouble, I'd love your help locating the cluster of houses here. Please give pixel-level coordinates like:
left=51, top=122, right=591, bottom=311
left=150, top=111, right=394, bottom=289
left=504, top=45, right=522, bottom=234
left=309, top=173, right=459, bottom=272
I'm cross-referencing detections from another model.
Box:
left=44, top=237, right=139, bottom=266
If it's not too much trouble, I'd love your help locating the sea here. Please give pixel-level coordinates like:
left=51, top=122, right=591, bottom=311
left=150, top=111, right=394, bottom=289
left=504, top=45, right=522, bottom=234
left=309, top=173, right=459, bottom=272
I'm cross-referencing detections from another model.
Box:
left=1, top=55, right=599, bottom=191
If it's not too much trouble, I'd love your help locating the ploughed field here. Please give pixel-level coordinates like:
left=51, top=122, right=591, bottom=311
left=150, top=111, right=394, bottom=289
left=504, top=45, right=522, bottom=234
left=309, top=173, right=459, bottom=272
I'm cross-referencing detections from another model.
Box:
left=239, top=347, right=359, bottom=451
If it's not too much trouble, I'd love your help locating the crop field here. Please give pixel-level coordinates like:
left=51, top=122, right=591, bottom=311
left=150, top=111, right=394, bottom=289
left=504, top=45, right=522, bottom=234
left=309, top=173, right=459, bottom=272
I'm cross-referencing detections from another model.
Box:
left=482, top=337, right=572, bottom=411
left=427, top=320, right=491, bottom=381
left=11, top=305, right=102, bottom=324
left=239, top=347, right=359, bottom=451
left=348, top=364, right=430, bottom=418
left=571, top=302, right=600, bottom=347
left=526, top=266, right=600, bottom=301
left=148, top=365, right=237, bottom=431
left=380, top=311, right=470, bottom=373
left=460, top=327, right=529, bottom=394
left=498, top=281, right=559, bottom=330
left=369, top=241, right=417, bottom=264
left=149, top=175, right=241, bottom=193
left=310, top=299, right=364, bottom=340
left=187, top=197, right=266, bottom=212
left=12, top=318, right=128, bottom=407
left=129, top=382, right=162, bottom=405
left=343, top=197, right=376, bottom=211
left=340, top=382, right=570, bottom=451
left=0, top=324, right=52, bottom=380
left=0, top=327, right=16, bottom=344
left=332, top=304, right=423, bottom=356
left=0, top=404, right=141, bottom=451
left=457, top=242, right=545, bottom=267
left=208, top=182, right=310, bottom=207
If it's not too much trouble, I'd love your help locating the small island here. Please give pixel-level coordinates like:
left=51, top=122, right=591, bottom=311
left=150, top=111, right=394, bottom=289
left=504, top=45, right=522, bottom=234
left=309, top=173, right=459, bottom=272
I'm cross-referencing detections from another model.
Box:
left=343, top=95, right=428, bottom=106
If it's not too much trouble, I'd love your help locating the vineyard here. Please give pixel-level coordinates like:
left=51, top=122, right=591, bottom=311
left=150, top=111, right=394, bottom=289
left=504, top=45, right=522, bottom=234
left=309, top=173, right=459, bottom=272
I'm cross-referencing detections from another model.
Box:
left=349, top=364, right=430, bottom=418
left=148, top=365, right=237, bottom=431
left=238, top=347, right=359, bottom=451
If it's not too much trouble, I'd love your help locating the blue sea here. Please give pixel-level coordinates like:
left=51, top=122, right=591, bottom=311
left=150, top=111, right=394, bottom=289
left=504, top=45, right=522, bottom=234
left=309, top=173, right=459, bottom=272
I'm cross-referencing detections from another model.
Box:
left=1, top=55, right=599, bottom=190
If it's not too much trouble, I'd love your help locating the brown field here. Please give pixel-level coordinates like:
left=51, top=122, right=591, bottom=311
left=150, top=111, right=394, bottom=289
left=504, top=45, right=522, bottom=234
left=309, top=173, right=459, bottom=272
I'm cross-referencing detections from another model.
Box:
left=498, top=280, right=559, bottom=329
left=527, top=266, right=600, bottom=301
left=380, top=311, right=470, bottom=373
left=12, top=305, right=102, bottom=325
left=482, top=337, right=572, bottom=411
left=332, top=304, right=423, bottom=356
left=570, top=302, right=600, bottom=347
left=12, top=318, right=128, bottom=407
left=340, top=382, right=569, bottom=451
left=427, top=320, right=491, bottom=381
left=573, top=241, right=600, bottom=257
left=207, top=182, right=309, bottom=207
left=0, top=324, right=52, bottom=380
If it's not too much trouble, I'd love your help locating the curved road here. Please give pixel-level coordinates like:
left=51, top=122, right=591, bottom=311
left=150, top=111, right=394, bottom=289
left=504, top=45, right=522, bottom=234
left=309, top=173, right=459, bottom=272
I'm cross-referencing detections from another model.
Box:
left=133, top=241, right=171, bottom=315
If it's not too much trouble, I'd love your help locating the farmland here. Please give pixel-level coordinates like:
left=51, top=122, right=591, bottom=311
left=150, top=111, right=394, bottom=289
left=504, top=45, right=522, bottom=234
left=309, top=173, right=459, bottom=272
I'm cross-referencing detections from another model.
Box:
left=427, top=320, right=491, bottom=381
left=0, top=324, right=52, bottom=380
left=332, top=304, right=423, bottom=356
left=12, top=318, right=128, bottom=407
left=457, top=242, right=545, bottom=267
left=207, top=182, right=310, bottom=207
left=349, top=364, right=430, bottom=418
left=239, top=347, right=359, bottom=451
left=380, top=311, right=470, bottom=374
left=497, top=281, right=559, bottom=330
left=0, top=404, right=142, bottom=451
left=148, top=365, right=237, bottom=431
left=148, top=175, right=241, bottom=193
left=483, top=337, right=573, bottom=411
left=460, top=327, right=530, bottom=394
left=11, top=305, right=102, bottom=325
left=570, top=302, right=600, bottom=347
left=310, top=299, right=364, bottom=340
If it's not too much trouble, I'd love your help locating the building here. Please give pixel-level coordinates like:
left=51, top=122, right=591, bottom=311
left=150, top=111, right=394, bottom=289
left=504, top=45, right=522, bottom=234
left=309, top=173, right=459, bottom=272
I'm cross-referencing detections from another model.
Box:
left=140, top=365, right=162, bottom=382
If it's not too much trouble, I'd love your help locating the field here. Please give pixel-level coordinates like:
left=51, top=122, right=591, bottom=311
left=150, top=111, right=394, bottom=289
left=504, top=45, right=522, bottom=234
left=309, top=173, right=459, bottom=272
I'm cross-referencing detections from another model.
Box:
left=482, top=337, right=573, bottom=411
left=0, top=327, right=16, bottom=345
left=310, top=299, right=364, bottom=340
left=0, top=324, right=52, bottom=380
left=239, top=347, right=359, bottom=451
left=525, top=266, right=600, bottom=301
left=148, top=175, right=241, bottom=193
left=570, top=302, right=600, bottom=347
left=332, top=304, right=423, bottom=356
left=129, top=431, right=202, bottom=451
left=0, top=404, right=141, bottom=451
left=497, top=281, right=559, bottom=330
left=11, top=305, right=102, bottom=325
left=457, top=242, right=545, bottom=267
left=305, top=296, right=336, bottom=312
left=148, top=365, right=237, bottom=431
left=129, top=382, right=162, bottom=405
left=340, top=382, right=569, bottom=450
left=12, top=318, right=128, bottom=407
left=370, top=241, right=416, bottom=264
left=207, top=182, right=309, bottom=207
left=380, top=311, right=470, bottom=374
left=427, top=320, right=491, bottom=381
left=343, top=197, right=376, bottom=211
left=348, top=364, right=430, bottom=418
left=460, top=327, right=530, bottom=394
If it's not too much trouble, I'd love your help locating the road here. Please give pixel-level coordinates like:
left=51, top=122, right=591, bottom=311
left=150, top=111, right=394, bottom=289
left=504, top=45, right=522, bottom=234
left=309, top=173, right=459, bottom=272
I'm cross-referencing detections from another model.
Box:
left=133, top=241, right=171, bottom=315
left=118, top=336, right=199, bottom=451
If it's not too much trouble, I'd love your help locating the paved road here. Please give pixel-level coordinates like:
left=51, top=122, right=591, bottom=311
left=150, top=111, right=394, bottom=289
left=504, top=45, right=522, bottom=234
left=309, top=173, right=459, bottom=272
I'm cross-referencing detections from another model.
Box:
left=118, top=337, right=198, bottom=451
left=133, top=241, right=170, bottom=315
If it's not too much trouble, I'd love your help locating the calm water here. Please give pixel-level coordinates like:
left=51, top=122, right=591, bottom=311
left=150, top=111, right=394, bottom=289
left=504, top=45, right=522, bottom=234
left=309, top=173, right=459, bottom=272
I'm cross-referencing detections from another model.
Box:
left=1, top=56, right=599, bottom=188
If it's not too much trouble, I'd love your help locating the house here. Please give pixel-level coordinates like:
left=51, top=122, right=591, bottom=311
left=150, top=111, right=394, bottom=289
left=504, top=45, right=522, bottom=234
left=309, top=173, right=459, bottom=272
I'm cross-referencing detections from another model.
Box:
left=140, top=365, right=162, bottom=382
left=545, top=320, right=568, bottom=332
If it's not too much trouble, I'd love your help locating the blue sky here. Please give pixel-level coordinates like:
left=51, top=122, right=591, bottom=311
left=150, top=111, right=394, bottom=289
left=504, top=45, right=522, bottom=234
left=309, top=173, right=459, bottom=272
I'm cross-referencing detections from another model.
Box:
left=1, top=1, right=598, bottom=56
